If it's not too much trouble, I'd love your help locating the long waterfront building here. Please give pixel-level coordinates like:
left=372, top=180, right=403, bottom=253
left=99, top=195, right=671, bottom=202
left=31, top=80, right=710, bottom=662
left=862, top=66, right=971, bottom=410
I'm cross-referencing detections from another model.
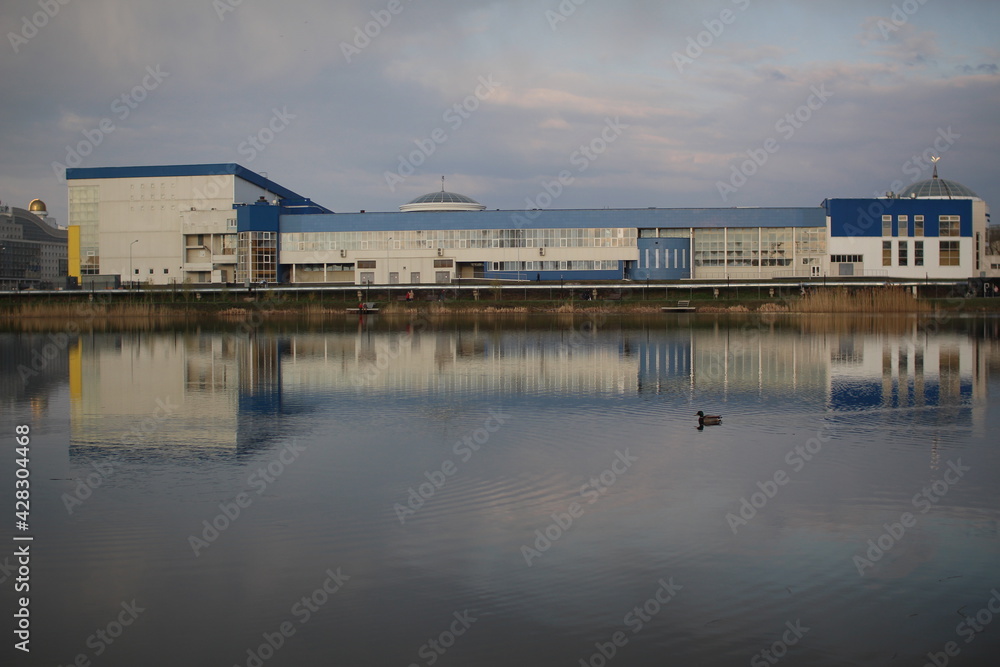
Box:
left=64, top=163, right=997, bottom=287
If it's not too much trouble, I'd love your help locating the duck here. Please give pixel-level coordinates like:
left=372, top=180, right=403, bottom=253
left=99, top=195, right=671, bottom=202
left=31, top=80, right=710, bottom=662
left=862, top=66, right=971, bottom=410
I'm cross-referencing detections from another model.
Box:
left=696, top=411, right=722, bottom=426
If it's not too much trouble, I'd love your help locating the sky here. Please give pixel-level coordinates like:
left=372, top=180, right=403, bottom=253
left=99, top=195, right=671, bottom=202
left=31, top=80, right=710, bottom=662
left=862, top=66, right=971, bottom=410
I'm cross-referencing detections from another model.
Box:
left=2, top=0, right=998, bottom=226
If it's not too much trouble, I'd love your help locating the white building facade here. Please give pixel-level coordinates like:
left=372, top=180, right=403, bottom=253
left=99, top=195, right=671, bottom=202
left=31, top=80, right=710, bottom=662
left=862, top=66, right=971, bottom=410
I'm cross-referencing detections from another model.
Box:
left=65, top=164, right=319, bottom=285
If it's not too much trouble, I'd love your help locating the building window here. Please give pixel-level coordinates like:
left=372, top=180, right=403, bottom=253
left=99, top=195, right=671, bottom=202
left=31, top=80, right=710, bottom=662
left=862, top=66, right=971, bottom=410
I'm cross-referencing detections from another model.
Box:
left=433, top=259, right=453, bottom=268
left=357, top=260, right=376, bottom=269
left=939, top=241, right=960, bottom=266
left=898, top=215, right=909, bottom=236
left=915, top=241, right=924, bottom=266
left=882, top=215, right=892, bottom=236
left=898, top=241, right=907, bottom=266
left=882, top=241, right=891, bottom=266
left=163, top=268, right=169, bottom=274
left=914, top=215, right=924, bottom=236
left=830, top=255, right=863, bottom=263
left=939, top=215, right=960, bottom=237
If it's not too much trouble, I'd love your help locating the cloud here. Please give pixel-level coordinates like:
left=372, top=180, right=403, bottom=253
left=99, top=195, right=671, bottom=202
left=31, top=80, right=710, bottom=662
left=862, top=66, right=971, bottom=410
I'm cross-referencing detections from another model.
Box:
left=857, top=18, right=942, bottom=67
left=957, top=63, right=999, bottom=74
left=1, top=0, right=998, bottom=222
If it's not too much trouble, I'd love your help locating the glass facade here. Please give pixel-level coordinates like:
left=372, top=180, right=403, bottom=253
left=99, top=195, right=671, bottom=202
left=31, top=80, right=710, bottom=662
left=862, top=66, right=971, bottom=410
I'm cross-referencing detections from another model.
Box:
left=237, top=231, right=277, bottom=283
left=70, top=185, right=100, bottom=275
left=692, top=227, right=806, bottom=268
left=281, top=227, right=637, bottom=252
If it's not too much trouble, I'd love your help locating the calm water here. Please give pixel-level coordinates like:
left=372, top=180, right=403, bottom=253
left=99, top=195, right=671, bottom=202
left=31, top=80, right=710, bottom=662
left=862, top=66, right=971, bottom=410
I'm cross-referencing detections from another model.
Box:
left=2, top=314, right=999, bottom=666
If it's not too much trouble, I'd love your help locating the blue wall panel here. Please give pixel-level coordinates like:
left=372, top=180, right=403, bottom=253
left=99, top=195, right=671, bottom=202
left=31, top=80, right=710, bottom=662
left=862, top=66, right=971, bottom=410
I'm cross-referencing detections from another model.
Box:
left=635, top=238, right=690, bottom=279
left=826, top=199, right=972, bottom=238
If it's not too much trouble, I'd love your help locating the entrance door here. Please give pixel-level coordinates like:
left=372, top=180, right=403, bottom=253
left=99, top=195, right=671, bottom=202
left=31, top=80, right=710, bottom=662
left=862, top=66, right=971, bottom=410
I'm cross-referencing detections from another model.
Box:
left=410, top=272, right=420, bottom=284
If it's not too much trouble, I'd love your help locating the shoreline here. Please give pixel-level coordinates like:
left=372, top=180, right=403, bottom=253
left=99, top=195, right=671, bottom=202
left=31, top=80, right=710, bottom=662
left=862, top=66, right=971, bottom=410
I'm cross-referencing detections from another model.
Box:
left=3, top=294, right=1000, bottom=320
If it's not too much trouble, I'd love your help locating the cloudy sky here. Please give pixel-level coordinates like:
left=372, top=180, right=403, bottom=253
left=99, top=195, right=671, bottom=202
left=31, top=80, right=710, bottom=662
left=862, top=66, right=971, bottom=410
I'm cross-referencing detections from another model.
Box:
left=2, top=0, right=998, bottom=225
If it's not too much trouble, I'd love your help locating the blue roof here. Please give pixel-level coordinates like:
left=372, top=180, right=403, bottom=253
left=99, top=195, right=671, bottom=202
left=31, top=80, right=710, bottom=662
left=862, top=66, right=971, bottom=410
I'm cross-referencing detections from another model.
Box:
left=65, top=163, right=306, bottom=201
left=280, top=207, right=827, bottom=233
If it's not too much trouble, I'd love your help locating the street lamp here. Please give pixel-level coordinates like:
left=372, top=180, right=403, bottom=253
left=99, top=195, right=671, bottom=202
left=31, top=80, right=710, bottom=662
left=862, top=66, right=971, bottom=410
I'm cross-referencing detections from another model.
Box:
left=129, top=239, right=139, bottom=290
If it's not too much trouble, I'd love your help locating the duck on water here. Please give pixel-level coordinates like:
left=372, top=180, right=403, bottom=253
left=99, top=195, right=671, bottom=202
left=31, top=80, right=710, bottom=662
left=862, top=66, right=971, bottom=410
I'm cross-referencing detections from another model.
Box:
left=696, top=411, right=722, bottom=426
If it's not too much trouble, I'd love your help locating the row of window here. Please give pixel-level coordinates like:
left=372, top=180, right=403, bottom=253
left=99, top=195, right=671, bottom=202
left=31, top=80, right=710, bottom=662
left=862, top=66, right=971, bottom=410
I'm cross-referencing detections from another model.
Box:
left=881, top=215, right=960, bottom=237
left=491, top=260, right=619, bottom=272
left=881, top=241, right=959, bottom=267
left=282, top=228, right=637, bottom=252
left=830, top=255, right=863, bottom=263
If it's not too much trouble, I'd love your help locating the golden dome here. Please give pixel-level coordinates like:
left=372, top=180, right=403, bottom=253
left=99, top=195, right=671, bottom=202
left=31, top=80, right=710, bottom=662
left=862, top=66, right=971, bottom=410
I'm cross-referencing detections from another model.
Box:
left=28, top=198, right=47, bottom=212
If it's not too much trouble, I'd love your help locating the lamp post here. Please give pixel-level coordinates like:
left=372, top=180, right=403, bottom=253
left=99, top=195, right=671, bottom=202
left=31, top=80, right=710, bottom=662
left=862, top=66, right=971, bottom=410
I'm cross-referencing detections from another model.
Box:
left=129, top=239, right=139, bottom=290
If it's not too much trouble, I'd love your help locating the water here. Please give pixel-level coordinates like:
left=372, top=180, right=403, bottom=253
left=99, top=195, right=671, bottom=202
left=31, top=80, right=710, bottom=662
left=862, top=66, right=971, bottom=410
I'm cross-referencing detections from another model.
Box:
left=2, top=314, right=999, bottom=666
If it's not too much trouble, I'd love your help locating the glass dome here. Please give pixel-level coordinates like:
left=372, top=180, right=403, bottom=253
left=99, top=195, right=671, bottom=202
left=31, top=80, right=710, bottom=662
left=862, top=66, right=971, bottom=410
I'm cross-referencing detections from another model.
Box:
left=898, top=177, right=979, bottom=199
left=400, top=190, right=486, bottom=212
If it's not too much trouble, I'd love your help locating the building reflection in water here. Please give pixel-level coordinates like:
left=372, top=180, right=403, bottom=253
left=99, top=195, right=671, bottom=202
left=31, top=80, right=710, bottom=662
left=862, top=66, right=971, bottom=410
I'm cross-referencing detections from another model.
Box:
left=66, top=316, right=991, bottom=460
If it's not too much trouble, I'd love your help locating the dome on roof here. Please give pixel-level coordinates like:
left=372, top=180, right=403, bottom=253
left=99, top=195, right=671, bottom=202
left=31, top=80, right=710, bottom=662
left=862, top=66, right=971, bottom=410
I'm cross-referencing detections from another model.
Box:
left=400, top=190, right=486, bottom=212
left=28, top=198, right=46, bottom=212
left=898, top=176, right=979, bottom=199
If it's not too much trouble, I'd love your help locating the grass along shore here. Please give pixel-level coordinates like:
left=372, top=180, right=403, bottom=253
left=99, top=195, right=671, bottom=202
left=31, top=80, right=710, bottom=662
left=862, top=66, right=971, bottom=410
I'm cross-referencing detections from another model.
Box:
left=2, top=287, right=999, bottom=320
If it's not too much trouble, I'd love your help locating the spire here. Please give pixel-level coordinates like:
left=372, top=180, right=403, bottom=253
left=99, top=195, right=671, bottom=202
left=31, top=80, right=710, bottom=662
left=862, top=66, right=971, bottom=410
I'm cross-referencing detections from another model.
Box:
left=441, top=175, right=445, bottom=192
left=931, top=155, right=940, bottom=179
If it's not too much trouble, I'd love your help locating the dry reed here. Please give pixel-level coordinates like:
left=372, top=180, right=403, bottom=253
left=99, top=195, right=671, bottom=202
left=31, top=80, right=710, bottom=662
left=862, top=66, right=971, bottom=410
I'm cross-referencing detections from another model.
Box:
left=796, top=287, right=930, bottom=313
